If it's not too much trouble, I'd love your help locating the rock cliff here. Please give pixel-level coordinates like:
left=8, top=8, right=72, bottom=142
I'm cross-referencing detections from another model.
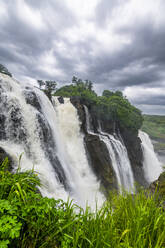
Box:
left=71, top=96, right=148, bottom=190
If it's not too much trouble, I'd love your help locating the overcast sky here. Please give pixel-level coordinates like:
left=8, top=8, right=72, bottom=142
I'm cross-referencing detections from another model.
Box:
left=0, top=0, right=165, bottom=115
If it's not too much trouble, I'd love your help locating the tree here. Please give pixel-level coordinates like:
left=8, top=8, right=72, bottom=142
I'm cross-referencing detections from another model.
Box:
left=37, top=80, right=45, bottom=89
left=85, top=80, right=93, bottom=91
left=102, top=90, right=113, bottom=98
left=72, top=76, right=78, bottom=85
left=0, top=64, right=12, bottom=77
left=45, top=81, right=57, bottom=92
left=37, top=79, right=57, bottom=100
left=45, top=80, right=57, bottom=100
left=115, top=90, right=123, bottom=98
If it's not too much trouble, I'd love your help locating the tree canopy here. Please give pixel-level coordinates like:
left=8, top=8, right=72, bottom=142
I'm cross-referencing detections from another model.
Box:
left=55, top=77, right=143, bottom=132
left=37, top=80, right=57, bottom=100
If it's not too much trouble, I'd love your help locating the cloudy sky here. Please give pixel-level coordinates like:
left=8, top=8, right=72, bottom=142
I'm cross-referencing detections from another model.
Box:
left=0, top=0, right=165, bottom=115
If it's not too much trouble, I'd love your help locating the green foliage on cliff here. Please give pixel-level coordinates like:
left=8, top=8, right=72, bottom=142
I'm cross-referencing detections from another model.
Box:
left=0, top=158, right=165, bottom=248
left=55, top=84, right=97, bottom=101
left=55, top=78, right=143, bottom=132
left=95, top=95, right=142, bottom=131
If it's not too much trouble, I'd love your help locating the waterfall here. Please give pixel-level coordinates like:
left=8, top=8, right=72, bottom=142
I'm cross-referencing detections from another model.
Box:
left=84, top=105, right=134, bottom=192
left=0, top=73, right=104, bottom=210
left=138, top=130, right=163, bottom=183
left=52, top=97, right=105, bottom=209
left=99, top=133, right=134, bottom=192
left=0, top=73, right=68, bottom=201
left=84, top=105, right=94, bottom=134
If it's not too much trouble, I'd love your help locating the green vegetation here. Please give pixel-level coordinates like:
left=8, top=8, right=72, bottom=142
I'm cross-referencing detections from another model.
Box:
left=55, top=77, right=143, bottom=132
left=0, top=64, right=12, bottom=77
left=155, top=171, right=165, bottom=200
left=142, top=115, right=165, bottom=154
left=0, top=158, right=165, bottom=248
left=37, top=80, right=57, bottom=100
left=142, top=115, right=165, bottom=141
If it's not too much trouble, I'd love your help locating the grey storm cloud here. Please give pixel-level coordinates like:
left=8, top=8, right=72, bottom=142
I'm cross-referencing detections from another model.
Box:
left=133, top=95, right=165, bottom=106
left=0, top=0, right=165, bottom=114
left=95, top=0, right=124, bottom=26
left=89, top=22, right=165, bottom=86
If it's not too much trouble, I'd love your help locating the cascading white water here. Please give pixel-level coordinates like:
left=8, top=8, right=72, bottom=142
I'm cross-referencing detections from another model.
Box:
left=99, top=134, right=134, bottom=192
left=84, top=105, right=94, bottom=134
left=138, top=130, right=163, bottom=183
left=52, top=97, right=105, bottom=209
left=0, top=73, right=68, bottom=201
left=84, top=105, right=134, bottom=192
left=0, top=73, right=104, bottom=210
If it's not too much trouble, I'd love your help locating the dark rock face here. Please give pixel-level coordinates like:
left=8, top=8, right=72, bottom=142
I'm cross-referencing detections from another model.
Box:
left=119, top=127, right=148, bottom=187
left=0, top=114, right=6, bottom=140
left=70, top=96, right=99, bottom=133
left=8, top=105, right=27, bottom=144
left=100, top=118, right=148, bottom=187
left=36, top=113, right=69, bottom=191
left=57, top=96, right=64, bottom=104
left=0, top=94, right=27, bottom=144
left=70, top=97, right=87, bottom=133
left=24, top=90, right=41, bottom=112
left=85, top=133, right=117, bottom=194
left=99, top=119, right=114, bottom=135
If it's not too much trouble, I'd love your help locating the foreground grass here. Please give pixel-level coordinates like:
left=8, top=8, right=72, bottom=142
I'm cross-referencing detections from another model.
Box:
left=0, top=158, right=165, bottom=248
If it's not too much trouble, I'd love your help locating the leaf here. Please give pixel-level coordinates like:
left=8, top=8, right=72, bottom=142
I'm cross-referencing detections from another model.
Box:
left=0, top=240, right=10, bottom=248
left=120, top=229, right=131, bottom=241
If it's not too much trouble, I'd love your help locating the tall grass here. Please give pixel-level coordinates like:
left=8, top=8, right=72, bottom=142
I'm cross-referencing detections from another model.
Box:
left=0, top=158, right=164, bottom=248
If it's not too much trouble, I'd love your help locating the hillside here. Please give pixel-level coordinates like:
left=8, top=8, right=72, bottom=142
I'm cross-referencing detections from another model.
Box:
left=142, top=115, right=165, bottom=161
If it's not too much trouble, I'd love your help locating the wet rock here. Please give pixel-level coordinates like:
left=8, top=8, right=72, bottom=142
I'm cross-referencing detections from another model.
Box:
left=71, top=96, right=99, bottom=133
left=8, top=105, right=27, bottom=143
left=36, top=113, right=69, bottom=191
left=57, top=96, right=64, bottom=104
left=0, top=114, right=6, bottom=140
left=70, top=97, right=87, bottom=133
left=120, top=127, right=148, bottom=187
left=24, top=90, right=41, bottom=112
left=85, top=133, right=117, bottom=195
left=101, top=119, right=148, bottom=187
